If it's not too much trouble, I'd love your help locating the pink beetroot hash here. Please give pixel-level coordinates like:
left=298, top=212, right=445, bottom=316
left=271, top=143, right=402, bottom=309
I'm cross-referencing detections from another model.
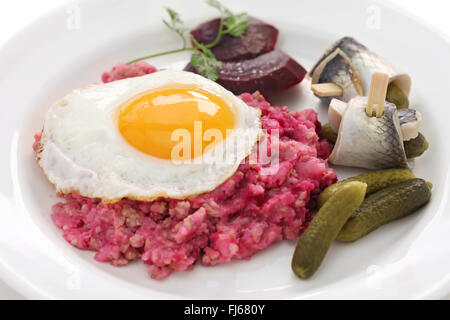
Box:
left=34, top=62, right=337, bottom=279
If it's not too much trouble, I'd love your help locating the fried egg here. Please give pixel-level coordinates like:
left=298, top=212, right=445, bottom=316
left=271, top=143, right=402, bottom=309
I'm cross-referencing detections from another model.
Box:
left=37, top=70, right=262, bottom=202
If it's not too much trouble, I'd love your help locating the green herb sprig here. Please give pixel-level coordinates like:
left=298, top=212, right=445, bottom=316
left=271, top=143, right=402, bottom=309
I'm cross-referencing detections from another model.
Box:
left=127, top=0, right=249, bottom=81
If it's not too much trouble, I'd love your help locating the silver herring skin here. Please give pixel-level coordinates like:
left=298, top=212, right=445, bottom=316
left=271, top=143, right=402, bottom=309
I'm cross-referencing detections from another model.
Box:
left=309, top=37, right=411, bottom=105
left=330, top=96, right=408, bottom=170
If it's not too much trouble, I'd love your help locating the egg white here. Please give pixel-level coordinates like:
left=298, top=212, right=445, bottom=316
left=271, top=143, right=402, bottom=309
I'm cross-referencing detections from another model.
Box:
left=37, top=70, right=262, bottom=202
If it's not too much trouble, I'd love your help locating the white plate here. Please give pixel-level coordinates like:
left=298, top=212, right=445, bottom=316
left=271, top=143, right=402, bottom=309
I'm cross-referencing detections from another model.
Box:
left=0, top=0, right=449, bottom=299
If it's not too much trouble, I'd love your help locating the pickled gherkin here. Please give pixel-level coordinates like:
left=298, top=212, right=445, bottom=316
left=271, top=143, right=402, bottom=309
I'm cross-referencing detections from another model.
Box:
left=317, top=168, right=415, bottom=208
left=404, top=133, right=429, bottom=158
left=292, top=181, right=367, bottom=279
left=386, top=82, right=409, bottom=109
left=337, top=178, right=431, bottom=242
left=321, top=123, right=337, bottom=144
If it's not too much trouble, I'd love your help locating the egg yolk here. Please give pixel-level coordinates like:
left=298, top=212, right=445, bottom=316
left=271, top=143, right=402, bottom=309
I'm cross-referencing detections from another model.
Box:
left=118, top=88, right=235, bottom=160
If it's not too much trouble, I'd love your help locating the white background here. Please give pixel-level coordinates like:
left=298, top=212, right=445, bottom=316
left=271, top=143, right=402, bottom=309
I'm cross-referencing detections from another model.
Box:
left=0, top=0, right=448, bottom=299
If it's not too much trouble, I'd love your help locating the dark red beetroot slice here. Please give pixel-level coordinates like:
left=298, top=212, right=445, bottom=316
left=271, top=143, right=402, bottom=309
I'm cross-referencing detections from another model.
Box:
left=185, top=50, right=307, bottom=95
left=190, top=17, right=279, bottom=62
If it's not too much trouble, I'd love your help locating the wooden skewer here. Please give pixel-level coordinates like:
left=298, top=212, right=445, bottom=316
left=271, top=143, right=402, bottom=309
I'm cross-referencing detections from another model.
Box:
left=311, top=83, right=343, bottom=97
left=366, top=72, right=389, bottom=117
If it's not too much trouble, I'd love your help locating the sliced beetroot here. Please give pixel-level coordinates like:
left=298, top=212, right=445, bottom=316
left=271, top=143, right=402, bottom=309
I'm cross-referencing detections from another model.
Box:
left=190, top=17, right=279, bottom=62
left=185, top=50, right=307, bottom=95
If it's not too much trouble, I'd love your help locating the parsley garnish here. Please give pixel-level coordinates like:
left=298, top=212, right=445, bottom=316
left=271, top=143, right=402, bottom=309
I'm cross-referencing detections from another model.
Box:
left=190, top=36, right=222, bottom=81
left=205, top=0, right=232, bottom=16
left=162, top=8, right=187, bottom=47
left=223, top=13, right=249, bottom=37
left=127, top=0, right=249, bottom=81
